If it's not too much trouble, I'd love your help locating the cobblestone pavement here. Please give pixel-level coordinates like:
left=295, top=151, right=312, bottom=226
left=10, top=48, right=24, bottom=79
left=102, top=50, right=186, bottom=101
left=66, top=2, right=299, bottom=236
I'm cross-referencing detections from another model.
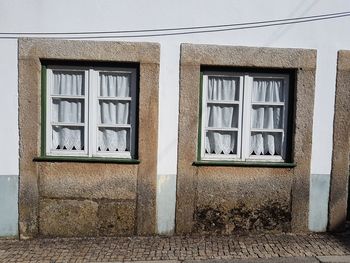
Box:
left=0, top=233, right=350, bottom=263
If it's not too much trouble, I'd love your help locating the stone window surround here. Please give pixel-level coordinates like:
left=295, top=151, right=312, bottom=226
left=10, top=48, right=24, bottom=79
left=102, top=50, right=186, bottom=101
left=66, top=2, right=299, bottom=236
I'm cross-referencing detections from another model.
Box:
left=176, top=43, right=317, bottom=233
left=18, top=38, right=160, bottom=238
left=328, top=50, right=350, bottom=231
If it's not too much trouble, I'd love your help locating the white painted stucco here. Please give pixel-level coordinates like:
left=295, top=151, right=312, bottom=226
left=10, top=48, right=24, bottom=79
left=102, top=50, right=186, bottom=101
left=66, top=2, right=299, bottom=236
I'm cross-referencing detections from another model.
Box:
left=309, top=174, right=331, bottom=232
left=0, top=175, right=18, bottom=237
left=0, top=0, right=350, bottom=234
left=0, top=40, right=18, bottom=176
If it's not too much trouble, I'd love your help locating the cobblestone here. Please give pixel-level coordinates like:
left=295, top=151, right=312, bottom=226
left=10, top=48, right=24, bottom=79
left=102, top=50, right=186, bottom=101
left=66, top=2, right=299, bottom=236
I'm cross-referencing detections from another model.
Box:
left=0, top=233, right=349, bottom=262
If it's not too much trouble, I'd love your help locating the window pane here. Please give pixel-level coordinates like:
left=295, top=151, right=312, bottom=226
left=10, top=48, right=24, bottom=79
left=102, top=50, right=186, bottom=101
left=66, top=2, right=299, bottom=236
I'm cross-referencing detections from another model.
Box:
left=52, top=126, right=84, bottom=151
left=52, top=99, right=84, bottom=123
left=207, top=104, right=239, bottom=128
left=251, top=106, right=283, bottom=129
left=205, top=131, right=237, bottom=155
left=252, top=78, right=284, bottom=102
left=99, top=73, right=131, bottom=97
left=208, top=76, right=239, bottom=101
left=99, top=100, right=130, bottom=125
left=250, top=132, right=282, bottom=156
left=53, top=71, right=84, bottom=96
left=98, top=127, right=130, bottom=152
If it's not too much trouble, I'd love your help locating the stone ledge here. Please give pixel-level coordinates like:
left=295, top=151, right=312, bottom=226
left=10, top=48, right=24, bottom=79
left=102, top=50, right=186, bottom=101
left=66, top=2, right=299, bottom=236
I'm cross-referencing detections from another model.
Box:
left=317, top=256, right=350, bottom=263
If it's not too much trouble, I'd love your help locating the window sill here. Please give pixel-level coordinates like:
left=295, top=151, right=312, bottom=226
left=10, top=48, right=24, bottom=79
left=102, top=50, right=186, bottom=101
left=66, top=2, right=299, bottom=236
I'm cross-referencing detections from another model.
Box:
left=33, top=156, right=140, bottom=164
left=192, top=160, right=296, bottom=168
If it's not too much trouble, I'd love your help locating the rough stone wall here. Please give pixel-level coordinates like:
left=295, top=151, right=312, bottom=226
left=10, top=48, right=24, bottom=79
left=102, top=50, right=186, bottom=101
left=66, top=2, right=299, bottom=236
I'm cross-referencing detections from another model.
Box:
left=193, top=169, right=293, bottom=234
left=328, top=50, right=350, bottom=231
left=176, top=44, right=317, bottom=235
left=18, top=39, right=160, bottom=238
left=38, top=163, right=138, bottom=237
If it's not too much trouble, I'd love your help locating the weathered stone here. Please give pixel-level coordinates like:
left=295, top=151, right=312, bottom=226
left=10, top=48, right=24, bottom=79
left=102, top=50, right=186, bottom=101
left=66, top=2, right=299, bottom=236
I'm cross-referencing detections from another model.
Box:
left=39, top=162, right=137, bottom=200
left=176, top=43, right=316, bottom=234
left=176, top=65, right=201, bottom=234
left=328, top=50, right=350, bottom=231
left=196, top=168, right=292, bottom=207
left=136, top=63, right=159, bottom=235
left=194, top=202, right=291, bottom=234
left=180, top=44, right=317, bottom=69
left=98, top=201, right=136, bottom=236
left=337, top=50, right=350, bottom=71
left=39, top=199, right=98, bottom=237
left=291, top=68, right=315, bottom=232
left=195, top=169, right=292, bottom=234
left=19, top=38, right=160, bottom=64
left=18, top=58, right=41, bottom=239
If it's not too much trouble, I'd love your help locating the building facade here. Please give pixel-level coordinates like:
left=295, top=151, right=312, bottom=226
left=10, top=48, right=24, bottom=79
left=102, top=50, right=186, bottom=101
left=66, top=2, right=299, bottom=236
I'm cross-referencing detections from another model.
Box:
left=0, top=0, right=349, bottom=238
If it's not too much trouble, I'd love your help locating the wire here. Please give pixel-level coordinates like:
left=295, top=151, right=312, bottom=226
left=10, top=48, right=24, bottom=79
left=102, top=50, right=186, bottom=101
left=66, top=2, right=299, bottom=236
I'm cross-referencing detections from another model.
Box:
left=0, top=11, right=349, bottom=39
left=1, top=11, right=349, bottom=35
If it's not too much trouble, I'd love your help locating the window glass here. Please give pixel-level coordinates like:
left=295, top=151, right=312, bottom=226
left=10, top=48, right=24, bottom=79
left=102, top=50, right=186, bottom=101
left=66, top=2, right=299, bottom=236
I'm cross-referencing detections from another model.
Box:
left=50, top=71, right=86, bottom=153
left=97, top=127, right=130, bottom=153
left=52, top=71, right=85, bottom=95
left=52, top=99, right=85, bottom=123
left=52, top=126, right=84, bottom=151
left=203, top=75, right=241, bottom=158
left=205, top=131, right=238, bottom=155
left=99, top=73, right=131, bottom=97
left=251, top=106, right=283, bottom=129
left=207, top=76, right=239, bottom=101
left=250, top=132, right=282, bottom=156
left=97, top=72, right=133, bottom=156
left=98, top=100, right=130, bottom=125
left=207, top=105, right=239, bottom=128
left=201, top=72, right=289, bottom=162
left=252, top=78, right=284, bottom=102
left=46, top=67, right=136, bottom=158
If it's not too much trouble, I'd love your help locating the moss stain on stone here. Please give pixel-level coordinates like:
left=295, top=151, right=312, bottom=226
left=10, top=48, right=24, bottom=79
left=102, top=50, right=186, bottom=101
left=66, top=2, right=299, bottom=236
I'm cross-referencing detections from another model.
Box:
left=194, top=201, right=291, bottom=234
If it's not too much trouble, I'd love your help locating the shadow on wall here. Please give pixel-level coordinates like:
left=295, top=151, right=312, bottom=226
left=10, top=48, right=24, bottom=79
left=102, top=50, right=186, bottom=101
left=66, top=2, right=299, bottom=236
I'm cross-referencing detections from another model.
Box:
left=347, top=164, right=350, bottom=220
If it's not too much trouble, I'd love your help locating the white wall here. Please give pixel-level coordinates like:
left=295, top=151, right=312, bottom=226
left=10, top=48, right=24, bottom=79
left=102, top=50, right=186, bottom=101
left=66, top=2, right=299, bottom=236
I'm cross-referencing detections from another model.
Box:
left=0, top=40, right=18, bottom=176
left=1, top=0, right=350, bottom=234
left=0, top=40, right=18, bottom=236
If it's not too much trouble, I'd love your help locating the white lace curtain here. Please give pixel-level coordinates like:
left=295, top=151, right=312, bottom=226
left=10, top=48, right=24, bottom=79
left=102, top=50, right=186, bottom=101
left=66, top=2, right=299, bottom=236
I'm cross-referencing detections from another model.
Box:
left=205, top=77, right=285, bottom=157
left=98, top=73, right=131, bottom=152
left=206, top=131, right=237, bottom=155
left=250, top=79, right=284, bottom=156
left=52, top=72, right=84, bottom=151
left=51, top=72, right=132, bottom=152
left=205, top=77, right=239, bottom=155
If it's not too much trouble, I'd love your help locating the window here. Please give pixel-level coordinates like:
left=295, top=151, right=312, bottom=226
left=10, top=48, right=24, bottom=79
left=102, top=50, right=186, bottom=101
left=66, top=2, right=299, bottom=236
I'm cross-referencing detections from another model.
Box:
left=201, top=71, right=291, bottom=162
left=45, top=65, right=137, bottom=159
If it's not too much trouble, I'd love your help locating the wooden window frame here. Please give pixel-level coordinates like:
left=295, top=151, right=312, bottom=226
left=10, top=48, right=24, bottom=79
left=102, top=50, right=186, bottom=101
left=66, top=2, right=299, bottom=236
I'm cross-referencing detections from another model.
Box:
left=200, top=70, right=291, bottom=163
left=45, top=64, right=138, bottom=159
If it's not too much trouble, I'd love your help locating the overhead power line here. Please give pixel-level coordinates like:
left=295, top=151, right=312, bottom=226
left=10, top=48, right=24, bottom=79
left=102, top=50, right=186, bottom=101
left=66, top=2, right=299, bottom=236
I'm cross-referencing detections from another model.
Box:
left=0, top=11, right=349, bottom=39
